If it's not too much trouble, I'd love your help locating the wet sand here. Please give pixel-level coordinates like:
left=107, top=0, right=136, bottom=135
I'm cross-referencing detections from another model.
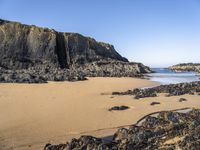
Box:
left=0, top=77, right=200, bottom=150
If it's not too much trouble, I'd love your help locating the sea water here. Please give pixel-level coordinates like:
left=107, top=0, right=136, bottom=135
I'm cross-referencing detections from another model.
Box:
left=147, top=68, right=200, bottom=84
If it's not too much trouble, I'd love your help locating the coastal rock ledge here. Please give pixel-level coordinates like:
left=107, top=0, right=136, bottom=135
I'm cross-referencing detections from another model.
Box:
left=44, top=108, right=200, bottom=150
left=0, top=19, right=152, bottom=83
left=169, top=63, right=200, bottom=73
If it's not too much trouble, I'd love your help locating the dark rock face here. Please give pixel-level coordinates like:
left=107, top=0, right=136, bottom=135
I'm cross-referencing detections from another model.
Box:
left=108, top=105, right=129, bottom=111
left=113, top=81, right=200, bottom=99
left=44, top=108, right=200, bottom=150
left=169, top=63, right=200, bottom=73
left=0, top=19, right=152, bottom=83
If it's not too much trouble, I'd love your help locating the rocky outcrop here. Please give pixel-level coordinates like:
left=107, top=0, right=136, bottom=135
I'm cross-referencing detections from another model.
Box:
left=44, top=108, right=200, bottom=150
left=113, top=81, right=200, bottom=99
left=0, top=19, right=152, bottom=83
left=169, top=63, right=200, bottom=73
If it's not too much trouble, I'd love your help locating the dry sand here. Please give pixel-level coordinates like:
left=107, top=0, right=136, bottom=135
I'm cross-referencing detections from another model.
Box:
left=0, top=77, right=200, bottom=150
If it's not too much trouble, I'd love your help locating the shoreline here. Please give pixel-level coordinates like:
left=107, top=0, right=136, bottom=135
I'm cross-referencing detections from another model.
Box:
left=0, top=77, right=156, bottom=150
left=0, top=77, right=200, bottom=150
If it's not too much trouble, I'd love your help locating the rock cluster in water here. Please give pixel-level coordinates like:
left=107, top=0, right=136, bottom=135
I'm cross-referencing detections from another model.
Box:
left=113, top=81, right=200, bottom=99
left=44, top=108, right=200, bottom=150
left=0, top=19, right=152, bottom=83
left=169, top=63, right=200, bottom=73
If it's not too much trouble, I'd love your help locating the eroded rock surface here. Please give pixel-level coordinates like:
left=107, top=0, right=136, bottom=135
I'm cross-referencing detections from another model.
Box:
left=0, top=19, right=152, bottom=83
left=44, top=108, right=200, bottom=150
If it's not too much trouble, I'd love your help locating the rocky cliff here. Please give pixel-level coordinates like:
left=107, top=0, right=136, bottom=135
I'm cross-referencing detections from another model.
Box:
left=0, top=19, right=152, bottom=83
left=170, top=63, right=200, bottom=73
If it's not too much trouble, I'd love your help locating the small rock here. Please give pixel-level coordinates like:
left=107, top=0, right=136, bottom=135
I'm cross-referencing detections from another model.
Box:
left=150, top=102, right=160, bottom=106
left=179, top=98, right=187, bottom=102
left=108, top=106, right=129, bottom=111
left=112, top=92, right=122, bottom=95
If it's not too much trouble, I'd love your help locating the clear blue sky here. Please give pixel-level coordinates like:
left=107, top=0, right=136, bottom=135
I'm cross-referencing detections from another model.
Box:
left=1, top=0, right=200, bottom=67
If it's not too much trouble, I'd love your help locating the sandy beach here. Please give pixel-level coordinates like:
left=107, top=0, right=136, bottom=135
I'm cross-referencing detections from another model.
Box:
left=0, top=77, right=200, bottom=150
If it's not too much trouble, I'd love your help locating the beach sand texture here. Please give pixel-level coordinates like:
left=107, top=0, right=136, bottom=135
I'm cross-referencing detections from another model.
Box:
left=0, top=77, right=200, bottom=150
